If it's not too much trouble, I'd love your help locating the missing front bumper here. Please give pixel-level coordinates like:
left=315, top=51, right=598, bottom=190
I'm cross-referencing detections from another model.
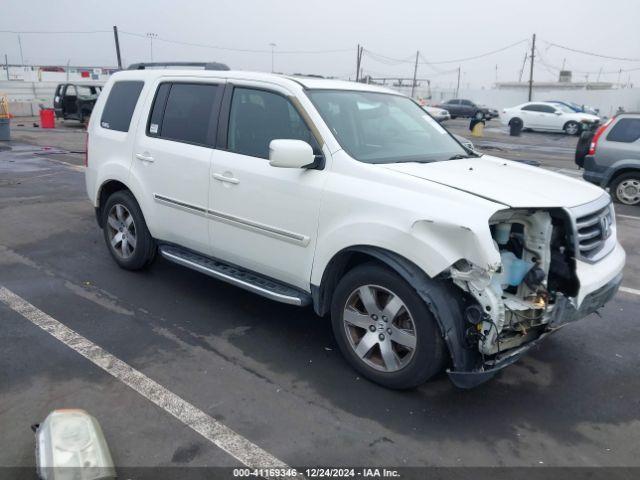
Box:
left=447, top=272, right=623, bottom=389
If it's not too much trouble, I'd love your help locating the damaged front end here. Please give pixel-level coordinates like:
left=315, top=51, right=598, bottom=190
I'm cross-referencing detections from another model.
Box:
left=445, top=197, right=621, bottom=388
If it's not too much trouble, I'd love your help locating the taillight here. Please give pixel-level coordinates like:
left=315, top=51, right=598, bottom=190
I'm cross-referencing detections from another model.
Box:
left=84, top=133, right=88, bottom=167
left=588, top=117, right=614, bottom=155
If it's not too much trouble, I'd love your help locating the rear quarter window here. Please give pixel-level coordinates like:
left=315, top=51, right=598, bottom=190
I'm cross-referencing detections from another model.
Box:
left=100, top=81, right=144, bottom=132
left=606, top=118, right=640, bottom=143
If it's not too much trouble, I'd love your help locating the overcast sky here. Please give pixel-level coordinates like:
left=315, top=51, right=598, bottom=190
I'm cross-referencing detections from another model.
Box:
left=2, top=0, right=639, bottom=88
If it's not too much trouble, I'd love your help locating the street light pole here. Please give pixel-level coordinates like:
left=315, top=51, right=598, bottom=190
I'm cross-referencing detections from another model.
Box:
left=146, top=33, right=158, bottom=62
left=269, top=43, right=277, bottom=73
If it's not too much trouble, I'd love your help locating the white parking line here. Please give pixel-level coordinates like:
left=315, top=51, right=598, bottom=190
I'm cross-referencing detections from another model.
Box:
left=0, top=286, right=289, bottom=473
left=620, top=286, right=640, bottom=296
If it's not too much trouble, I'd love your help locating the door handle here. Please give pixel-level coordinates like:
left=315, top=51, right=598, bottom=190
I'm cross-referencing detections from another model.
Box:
left=135, top=153, right=155, bottom=163
left=212, top=173, right=240, bottom=184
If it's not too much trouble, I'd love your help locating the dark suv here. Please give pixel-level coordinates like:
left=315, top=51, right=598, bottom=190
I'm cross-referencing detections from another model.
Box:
left=435, top=99, right=496, bottom=120
left=578, top=113, right=640, bottom=205
left=54, top=83, right=103, bottom=123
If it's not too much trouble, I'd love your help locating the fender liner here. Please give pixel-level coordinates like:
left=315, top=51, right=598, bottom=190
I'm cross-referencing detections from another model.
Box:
left=312, top=246, right=480, bottom=373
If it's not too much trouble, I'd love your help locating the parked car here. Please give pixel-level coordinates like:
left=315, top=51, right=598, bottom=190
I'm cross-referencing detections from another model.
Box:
left=501, top=101, right=600, bottom=135
left=54, top=83, right=103, bottom=123
left=421, top=105, right=451, bottom=122
left=86, top=68, right=624, bottom=389
left=579, top=113, right=640, bottom=205
left=435, top=99, right=496, bottom=120
left=547, top=100, right=599, bottom=116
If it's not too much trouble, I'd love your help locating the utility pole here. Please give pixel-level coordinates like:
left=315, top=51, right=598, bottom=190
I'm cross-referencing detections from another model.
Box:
left=528, top=33, right=536, bottom=101
left=455, top=66, right=461, bottom=98
left=617, top=68, right=622, bottom=88
left=17, top=34, right=24, bottom=65
left=495, top=64, right=498, bottom=84
left=4, top=54, right=9, bottom=80
left=597, top=66, right=603, bottom=82
left=269, top=43, right=277, bottom=73
left=356, top=44, right=363, bottom=82
left=410, top=50, right=419, bottom=98
left=113, top=26, right=123, bottom=69
left=146, top=33, right=158, bottom=61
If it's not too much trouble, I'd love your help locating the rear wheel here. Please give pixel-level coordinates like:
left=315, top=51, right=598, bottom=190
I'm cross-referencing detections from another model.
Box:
left=474, top=110, right=485, bottom=120
left=102, top=190, right=156, bottom=270
left=564, top=121, right=581, bottom=136
left=610, top=172, right=640, bottom=205
left=331, top=263, right=446, bottom=389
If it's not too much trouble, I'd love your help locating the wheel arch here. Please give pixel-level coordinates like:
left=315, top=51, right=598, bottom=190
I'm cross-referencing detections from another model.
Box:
left=95, top=179, right=133, bottom=228
left=603, top=159, right=640, bottom=187
left=312, top=245, right=479, bottom=373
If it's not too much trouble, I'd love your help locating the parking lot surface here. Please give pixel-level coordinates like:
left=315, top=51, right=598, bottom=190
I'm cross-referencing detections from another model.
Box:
left=1, top=119, right=640, bottom=473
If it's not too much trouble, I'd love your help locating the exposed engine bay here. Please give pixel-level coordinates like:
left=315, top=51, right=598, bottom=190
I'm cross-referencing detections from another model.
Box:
left=449, top=208, right=580, bottom=357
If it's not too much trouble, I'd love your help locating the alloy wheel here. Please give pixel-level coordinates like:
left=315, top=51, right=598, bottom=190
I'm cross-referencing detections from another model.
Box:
left=565, top=122, right=580, bottom=135
left=617, top=179, right=640, bottom=205
left=342, top=285, right=417, bottom=373
left=106, top=204, right=137, bottom=259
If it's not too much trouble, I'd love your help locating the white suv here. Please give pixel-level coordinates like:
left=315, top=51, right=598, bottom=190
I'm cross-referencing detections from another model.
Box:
left=86, top=66, right=625, bottom=389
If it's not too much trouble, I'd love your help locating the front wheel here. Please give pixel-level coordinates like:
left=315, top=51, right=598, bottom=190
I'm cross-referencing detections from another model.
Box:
left=564, top=121, right=581, bottom=136
left=102, top=190, right=156, bottom=270
left=611, top=172, right=640, bottom=205
left=331, top=263, right=447, bottom=389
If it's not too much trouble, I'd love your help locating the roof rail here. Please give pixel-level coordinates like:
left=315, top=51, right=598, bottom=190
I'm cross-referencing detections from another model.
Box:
left=127, top=62, right=230, bottom=71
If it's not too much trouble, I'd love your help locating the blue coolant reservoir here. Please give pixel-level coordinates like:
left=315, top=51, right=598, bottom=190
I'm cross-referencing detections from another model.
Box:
left=494, top=251, right=534, bottom=288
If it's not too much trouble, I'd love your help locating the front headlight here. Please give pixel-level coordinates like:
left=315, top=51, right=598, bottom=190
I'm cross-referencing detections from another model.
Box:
left=35, top=409, right=116, bottom=480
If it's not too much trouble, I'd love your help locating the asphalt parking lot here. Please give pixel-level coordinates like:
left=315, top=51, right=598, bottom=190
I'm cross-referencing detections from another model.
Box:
left=1, top=118, right=640, bottom=476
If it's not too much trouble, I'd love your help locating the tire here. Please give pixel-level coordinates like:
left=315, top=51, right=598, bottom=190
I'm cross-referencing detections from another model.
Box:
left=330, top=263, right=446, bottom=389
left=450, top=115, right=457, bottom=120
left=564, top=121, right=581, bottom=136
left=610, top=172, right=640, bottom=206
left=102, top=190, right=156, bottom=270
left=474, top=110, right=485, bottom=120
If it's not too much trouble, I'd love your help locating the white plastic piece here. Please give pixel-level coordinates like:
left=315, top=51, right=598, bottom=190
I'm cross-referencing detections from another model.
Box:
left=35, top=409, right=116, bottom=480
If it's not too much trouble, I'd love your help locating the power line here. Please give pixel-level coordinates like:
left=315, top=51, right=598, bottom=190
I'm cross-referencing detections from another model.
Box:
left=119, top=31, right=353, bottom=55
left=542, top=39, right=640, bottom=62
left=536, top=47, right=640, bottom=75
left=0, top=29, right=353, bottom=55
left=363, top=39, right=528, bottom=67
left=0, top=29, right=112, bottom=34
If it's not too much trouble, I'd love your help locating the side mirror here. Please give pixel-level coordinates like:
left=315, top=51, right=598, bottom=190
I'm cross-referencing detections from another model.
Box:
left=269, top=139, right=316, bottom=169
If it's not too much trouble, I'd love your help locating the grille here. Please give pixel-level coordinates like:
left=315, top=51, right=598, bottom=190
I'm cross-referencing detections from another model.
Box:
left=574, top=203, right=613, bottom=259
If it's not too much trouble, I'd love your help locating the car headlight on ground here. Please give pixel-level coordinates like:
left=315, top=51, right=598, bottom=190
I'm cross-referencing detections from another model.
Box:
left=35, top=409, right=116, bottom=480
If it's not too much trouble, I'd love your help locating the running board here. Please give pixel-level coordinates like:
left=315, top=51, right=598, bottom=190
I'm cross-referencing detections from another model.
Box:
left=159, top=245, right=311, bottom=306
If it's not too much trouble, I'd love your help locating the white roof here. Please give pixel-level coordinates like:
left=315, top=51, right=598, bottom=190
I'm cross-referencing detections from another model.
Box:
left=110, top=69, right=400, bottom=95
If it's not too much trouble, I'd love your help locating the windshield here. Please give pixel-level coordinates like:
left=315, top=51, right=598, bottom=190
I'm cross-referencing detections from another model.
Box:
left=554, top=104, right=575, bottom=113
left=307, top=90, right=469, bottom=164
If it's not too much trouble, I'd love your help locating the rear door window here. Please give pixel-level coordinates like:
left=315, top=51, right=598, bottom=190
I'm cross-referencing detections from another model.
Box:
left=147, top=82, right=220, bottom=146
left=100, top=81, right=144, bottom=132
left=607, top=118, right=640, bottom=143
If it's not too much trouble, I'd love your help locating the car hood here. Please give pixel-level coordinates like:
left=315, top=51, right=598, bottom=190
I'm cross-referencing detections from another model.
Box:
left=381, top=155, right=605, bottom=208
left=566, top=112, right=600, bottom=122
